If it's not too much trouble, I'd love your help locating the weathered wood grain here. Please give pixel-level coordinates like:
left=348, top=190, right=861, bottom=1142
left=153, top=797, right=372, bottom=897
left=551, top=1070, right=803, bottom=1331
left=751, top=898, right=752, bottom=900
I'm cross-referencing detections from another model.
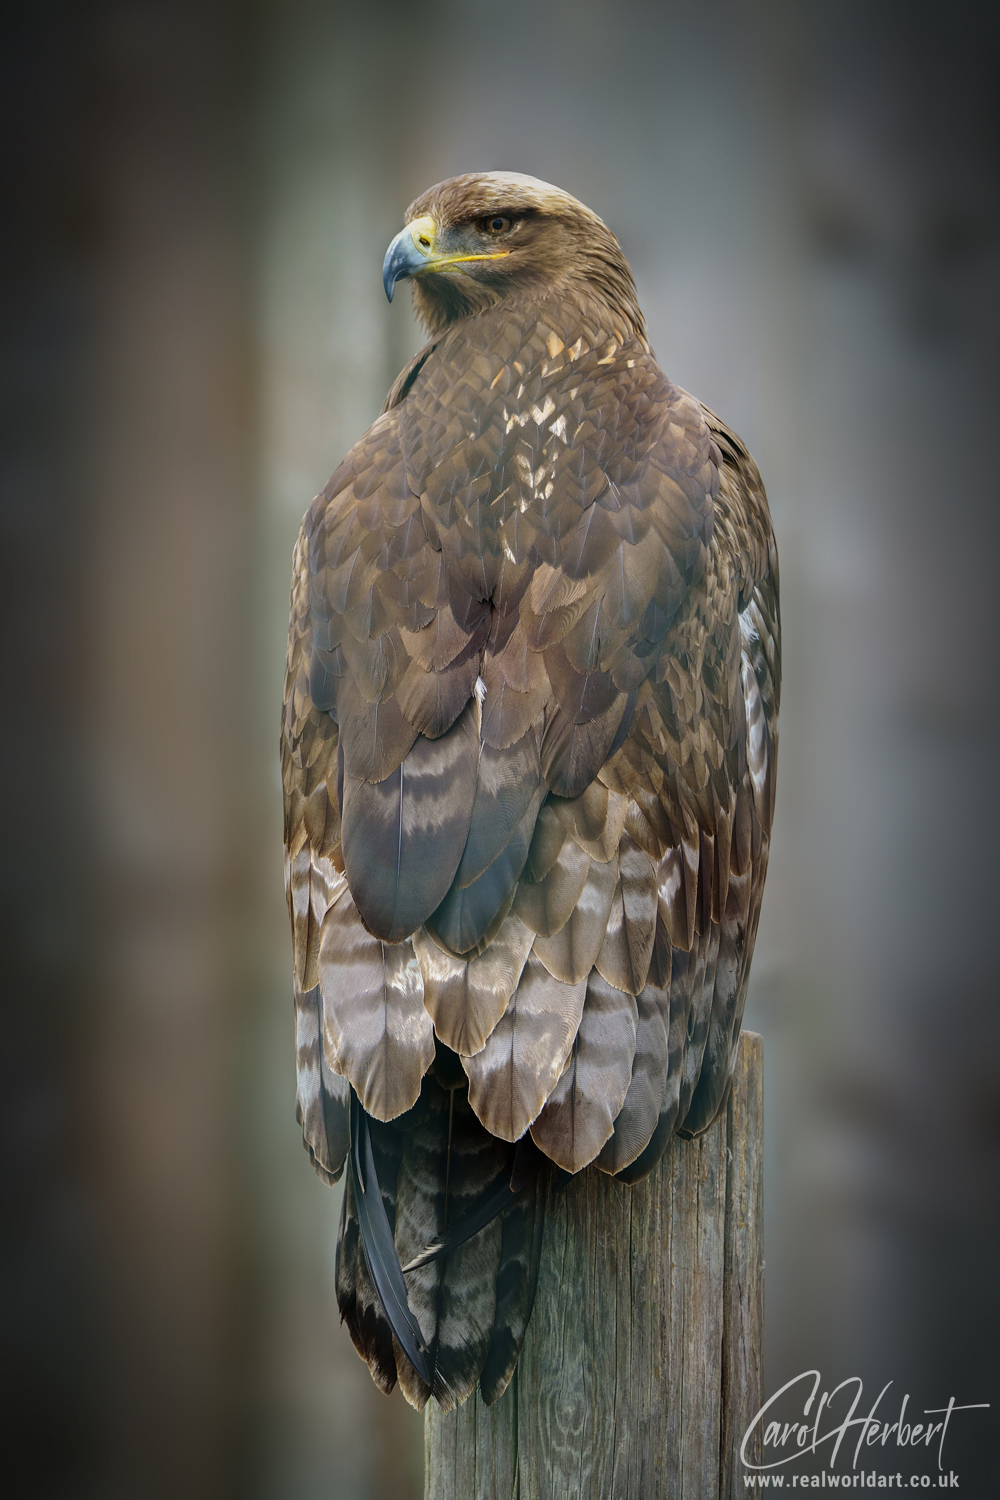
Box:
left=425, top=1031, right=763, bottom=1500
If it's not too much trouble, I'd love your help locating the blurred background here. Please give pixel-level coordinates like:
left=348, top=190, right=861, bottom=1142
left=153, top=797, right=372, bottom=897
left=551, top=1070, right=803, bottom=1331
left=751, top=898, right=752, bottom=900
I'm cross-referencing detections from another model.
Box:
left=3, top=0, right=998, bottom=1494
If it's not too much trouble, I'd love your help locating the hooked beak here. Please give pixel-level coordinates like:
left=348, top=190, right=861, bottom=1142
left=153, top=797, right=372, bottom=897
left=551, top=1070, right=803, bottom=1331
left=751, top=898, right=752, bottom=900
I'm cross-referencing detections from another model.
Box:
left=382, top=214, right=509, bottom=302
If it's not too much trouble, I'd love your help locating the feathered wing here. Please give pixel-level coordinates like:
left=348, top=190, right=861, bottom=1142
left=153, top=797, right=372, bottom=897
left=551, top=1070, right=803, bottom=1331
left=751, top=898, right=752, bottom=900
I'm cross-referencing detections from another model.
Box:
left=282, top=302, right=779, bottom=1405
left=283, top=531, right=351, bottom=1183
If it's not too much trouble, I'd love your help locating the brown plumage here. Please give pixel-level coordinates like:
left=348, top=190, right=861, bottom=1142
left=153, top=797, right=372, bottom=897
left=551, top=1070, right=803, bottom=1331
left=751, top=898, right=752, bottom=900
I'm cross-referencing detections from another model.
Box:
left=282, top=171, right=780, bottom=1408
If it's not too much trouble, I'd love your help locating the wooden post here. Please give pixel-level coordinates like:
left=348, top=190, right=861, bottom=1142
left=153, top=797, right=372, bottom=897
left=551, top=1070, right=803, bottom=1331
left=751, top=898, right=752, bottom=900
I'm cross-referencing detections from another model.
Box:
left=425, top=1031, right=763, bottom=1500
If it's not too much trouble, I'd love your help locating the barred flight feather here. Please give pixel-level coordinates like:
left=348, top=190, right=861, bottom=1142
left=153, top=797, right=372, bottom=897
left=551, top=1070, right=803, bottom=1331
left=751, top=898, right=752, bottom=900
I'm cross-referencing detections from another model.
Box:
left=530, top=970, right=638, bottom=1172
left=463, top=956, right=588, bottom=1142
left=412, top=913, right=534, bottom=1056
left=294, top=983, right=350, bottom=1185
left=317, top=893, right=435, bottom=1120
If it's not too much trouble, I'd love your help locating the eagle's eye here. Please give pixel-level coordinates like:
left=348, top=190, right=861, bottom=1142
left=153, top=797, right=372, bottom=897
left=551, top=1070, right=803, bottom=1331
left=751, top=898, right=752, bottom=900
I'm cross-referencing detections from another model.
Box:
left=482, top=215, right=513, bottom=236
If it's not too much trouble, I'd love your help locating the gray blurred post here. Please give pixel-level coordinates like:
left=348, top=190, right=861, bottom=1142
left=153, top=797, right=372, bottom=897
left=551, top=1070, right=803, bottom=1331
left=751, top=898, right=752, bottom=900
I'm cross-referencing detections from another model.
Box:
left=425, top=1031, right=763, bottom=1500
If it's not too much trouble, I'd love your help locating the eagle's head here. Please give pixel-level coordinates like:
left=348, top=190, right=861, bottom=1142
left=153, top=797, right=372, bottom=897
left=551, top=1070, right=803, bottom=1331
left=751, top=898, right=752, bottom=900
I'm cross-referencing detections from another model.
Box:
left=383, top=171, right=646, bottom=339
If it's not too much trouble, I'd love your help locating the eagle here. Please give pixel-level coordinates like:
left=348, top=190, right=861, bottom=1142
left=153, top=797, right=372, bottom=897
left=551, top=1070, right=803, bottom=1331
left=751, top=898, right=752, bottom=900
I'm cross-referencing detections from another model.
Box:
left=282, top=172, right=779, bottom=1413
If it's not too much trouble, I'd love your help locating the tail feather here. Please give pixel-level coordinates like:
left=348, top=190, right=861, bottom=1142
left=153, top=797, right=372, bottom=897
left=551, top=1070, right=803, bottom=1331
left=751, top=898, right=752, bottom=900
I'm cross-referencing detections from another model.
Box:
left=349, top=1094, right=432, bottom=1386
left=336, top=1171, right=399, bottom=1394
left=335, top=1064, right=548, bottom=1409
left=394, top=1083, right=506, bottom=1409
left=479, top=1163, right=548, bottom=1404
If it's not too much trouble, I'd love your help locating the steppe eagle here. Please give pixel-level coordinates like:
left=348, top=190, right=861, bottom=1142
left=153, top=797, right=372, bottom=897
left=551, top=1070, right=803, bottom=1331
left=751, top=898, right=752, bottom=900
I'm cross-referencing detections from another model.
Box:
left=282, top=172, right=780, bottom=1410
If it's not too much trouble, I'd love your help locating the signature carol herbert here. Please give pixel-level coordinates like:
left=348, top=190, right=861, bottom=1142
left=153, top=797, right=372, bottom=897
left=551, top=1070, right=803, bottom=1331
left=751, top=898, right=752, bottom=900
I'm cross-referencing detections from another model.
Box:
left=740, top=1370, right=989, bottom=1475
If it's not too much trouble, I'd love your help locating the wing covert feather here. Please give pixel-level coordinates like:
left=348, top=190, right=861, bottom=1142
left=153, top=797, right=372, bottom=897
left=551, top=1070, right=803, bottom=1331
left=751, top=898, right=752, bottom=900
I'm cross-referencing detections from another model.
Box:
left=341, top=702, right=480, bottom=942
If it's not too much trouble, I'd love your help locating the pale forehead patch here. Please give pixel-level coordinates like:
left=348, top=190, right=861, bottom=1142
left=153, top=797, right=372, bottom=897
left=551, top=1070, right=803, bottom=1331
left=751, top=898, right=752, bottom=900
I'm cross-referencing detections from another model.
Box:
left=474, top=171, right=571, bottom=200
left=466, top=171, right=592, bottom=215
left=407, top=170, right=601, bottom=227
